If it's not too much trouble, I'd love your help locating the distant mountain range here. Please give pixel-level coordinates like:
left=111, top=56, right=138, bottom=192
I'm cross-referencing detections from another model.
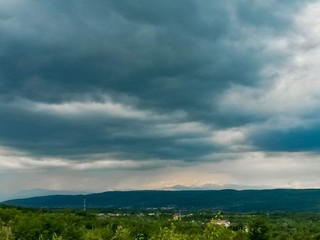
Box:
left=0, top=184, right=270, bottom=202
left=3, top=189, right=320, bottom=212
left=0, top=188, right=90, bottom=202
left=162, top=184, right=273, bottom=191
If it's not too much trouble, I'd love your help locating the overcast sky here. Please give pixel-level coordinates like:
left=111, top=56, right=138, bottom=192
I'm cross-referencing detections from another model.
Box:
left=1, top=0, right=320, bottom=193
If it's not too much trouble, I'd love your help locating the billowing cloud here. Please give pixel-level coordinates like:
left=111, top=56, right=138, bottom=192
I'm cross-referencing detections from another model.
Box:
left=221, top=1, right=320, bottom=152
left=0, top=0, right=319, bottom=192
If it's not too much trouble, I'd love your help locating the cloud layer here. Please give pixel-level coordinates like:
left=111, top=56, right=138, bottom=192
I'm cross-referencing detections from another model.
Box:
left=0, top=0, right=319, bottom=192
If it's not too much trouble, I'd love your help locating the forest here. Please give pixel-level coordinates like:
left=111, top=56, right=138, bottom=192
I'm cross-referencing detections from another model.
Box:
left=1, top=205, right=320, bottom=239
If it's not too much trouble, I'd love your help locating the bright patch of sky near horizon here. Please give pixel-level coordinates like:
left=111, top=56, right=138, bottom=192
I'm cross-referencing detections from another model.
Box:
left=0, top=0, right=320, bottom=193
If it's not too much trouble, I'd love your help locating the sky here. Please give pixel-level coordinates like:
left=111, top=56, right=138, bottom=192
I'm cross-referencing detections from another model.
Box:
left=1, top=0, right=320, bottom=193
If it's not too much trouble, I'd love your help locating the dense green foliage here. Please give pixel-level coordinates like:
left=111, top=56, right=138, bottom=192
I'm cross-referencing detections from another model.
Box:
left=1, top=206, right=320, bottom=239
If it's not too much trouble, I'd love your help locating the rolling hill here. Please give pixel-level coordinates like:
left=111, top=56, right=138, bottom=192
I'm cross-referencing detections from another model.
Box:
left=3, top=189, right=320, bottom=212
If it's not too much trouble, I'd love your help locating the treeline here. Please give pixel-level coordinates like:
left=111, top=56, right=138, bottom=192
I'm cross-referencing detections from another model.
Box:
left=1, top=206, right=320, bottom=239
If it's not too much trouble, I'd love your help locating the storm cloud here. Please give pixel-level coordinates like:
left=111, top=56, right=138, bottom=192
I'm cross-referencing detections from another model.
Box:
left=0, top=0, right=319, bottom=192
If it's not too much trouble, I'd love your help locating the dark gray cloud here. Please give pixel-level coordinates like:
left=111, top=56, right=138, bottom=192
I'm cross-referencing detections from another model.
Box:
left=0, top=0, right=312, bottom=164
left=0, top=101, right=215, bottom=161
left=235, top=0, right=301, bottom=29
left=0, top=1, right=261, bottom=104
left=251, top=125, right=320, bottom=152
